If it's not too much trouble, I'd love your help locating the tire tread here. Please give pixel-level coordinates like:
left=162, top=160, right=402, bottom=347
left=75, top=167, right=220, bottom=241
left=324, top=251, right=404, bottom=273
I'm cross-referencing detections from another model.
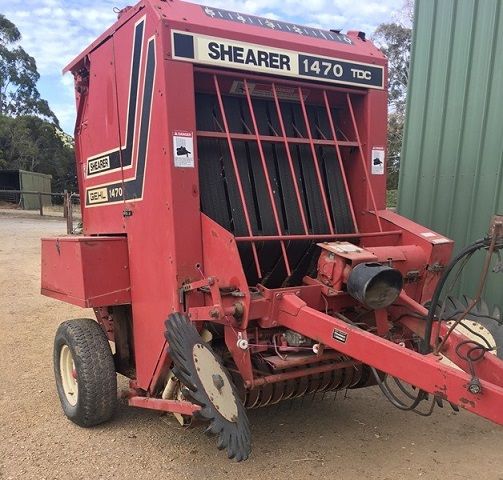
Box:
left=54, top=318, right=117, bottom=427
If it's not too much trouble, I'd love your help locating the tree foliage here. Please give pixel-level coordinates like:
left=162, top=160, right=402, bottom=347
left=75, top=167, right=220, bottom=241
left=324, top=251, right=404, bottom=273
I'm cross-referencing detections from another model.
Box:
left=0, top=15, right=76, bottom=192
left=386, top=109, right=406, bottom=189
left=373, top=22, right=412, bottom=112
left=0, top=115, right=76, bottom=191
left=0, top=14, right=58, bottom=125
left=372, top=4, right=413, bottom=190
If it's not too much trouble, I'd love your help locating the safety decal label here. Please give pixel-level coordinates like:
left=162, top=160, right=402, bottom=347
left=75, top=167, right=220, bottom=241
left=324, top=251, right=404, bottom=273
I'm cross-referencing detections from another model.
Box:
left=173, top=131, right=194, bottom=168
left=371, top=147, right=385, bottom=175
left=332, top=329, right=348, bottom=343
left=200, top=6, right=353, bottom=46
left=172, top=31, right=384, bottom=90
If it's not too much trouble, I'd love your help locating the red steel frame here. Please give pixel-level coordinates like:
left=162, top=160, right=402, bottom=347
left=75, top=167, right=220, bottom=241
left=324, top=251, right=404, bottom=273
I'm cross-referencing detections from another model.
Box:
left=234, top=231, right=402, bottom=242
left=277, top=293, right=503, bottom=425
left=297, top=85, right=335, bottom=234
left=212, top=74, right=262, bottom=277
left=196, top=131, right=358, bottom=147
left=41, top=0, right=503, bottom=428
left=346, top=93, right=383, bottom=231
left=242, top=78, right=291, bottom=275
left=272, top=82, right=309, bottom=234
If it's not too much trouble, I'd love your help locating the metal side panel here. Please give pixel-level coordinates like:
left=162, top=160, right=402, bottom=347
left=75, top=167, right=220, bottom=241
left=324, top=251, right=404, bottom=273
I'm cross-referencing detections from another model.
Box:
left=41, top=237, right=131, bottom=308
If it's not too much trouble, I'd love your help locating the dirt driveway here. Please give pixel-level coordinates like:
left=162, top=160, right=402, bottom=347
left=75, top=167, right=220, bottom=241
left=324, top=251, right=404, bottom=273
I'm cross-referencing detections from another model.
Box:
left=1, top=214, right=502, bottom=480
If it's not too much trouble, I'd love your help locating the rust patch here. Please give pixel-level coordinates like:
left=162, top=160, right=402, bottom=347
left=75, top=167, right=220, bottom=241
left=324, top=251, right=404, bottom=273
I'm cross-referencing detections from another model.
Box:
left=459, top=397, right=476, bottom=408
left=433, top=390, right=448, bottom=400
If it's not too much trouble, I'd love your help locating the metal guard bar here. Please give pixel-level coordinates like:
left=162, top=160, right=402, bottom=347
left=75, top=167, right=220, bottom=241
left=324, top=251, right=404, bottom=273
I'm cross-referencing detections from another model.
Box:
left=196, top=131, right=359, bottom=147
left=276, top=293, right=503, bottom=425
left=201, top=69, right=382, bottom=281
left=235, top=231, right=402, bottom=242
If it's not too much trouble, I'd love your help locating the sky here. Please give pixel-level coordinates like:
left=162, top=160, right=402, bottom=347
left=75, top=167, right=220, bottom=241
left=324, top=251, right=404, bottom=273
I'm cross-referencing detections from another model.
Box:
left=3, top=0, right=405, bottom=133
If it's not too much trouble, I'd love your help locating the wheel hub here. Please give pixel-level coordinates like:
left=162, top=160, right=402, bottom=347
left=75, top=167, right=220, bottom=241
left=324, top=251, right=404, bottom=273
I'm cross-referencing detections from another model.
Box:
left=59, top=344, right=78, bottom=406
left=441, top=296, right=502, bottom=359
left=192, top=343, right=238, bottom=422
left=446, top=319, right=498, bottom=356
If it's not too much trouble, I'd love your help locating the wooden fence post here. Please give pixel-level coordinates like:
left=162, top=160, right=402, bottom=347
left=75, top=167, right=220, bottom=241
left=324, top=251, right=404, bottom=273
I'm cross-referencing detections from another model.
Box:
left=63, top=189, right=68, bottom=219
left=66, top=193, right=74, bottom=234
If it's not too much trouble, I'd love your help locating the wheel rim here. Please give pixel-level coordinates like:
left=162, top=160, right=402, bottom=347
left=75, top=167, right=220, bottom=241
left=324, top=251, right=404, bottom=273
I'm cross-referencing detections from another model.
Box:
left=446, top=320, right=498, bottom=356
left=192, top=343, right=238, bottom=422
left=60, top=344, right=78, bottom=406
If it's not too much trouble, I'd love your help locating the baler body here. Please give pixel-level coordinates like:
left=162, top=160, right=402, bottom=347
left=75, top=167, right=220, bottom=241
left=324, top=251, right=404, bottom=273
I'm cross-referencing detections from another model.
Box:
left=41, top=0, right=503, bottom=455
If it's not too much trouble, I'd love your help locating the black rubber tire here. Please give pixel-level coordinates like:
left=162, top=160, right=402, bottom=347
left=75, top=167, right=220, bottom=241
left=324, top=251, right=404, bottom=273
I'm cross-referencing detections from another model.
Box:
left=54, top=318, right=117, bottom=427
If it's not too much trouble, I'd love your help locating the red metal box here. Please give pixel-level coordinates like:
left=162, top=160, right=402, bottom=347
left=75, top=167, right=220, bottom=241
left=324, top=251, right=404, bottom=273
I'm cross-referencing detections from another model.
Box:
left=41, top=236, right=130, bottom=308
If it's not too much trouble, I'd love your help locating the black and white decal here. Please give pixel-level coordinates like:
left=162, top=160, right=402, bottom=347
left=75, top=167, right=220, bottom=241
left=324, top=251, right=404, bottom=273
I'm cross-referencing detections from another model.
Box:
left=85, top=27, right=156, bottom=207
left=172, top=31, right=384, bottom=90
left=86, top=18, right=145, bottom=178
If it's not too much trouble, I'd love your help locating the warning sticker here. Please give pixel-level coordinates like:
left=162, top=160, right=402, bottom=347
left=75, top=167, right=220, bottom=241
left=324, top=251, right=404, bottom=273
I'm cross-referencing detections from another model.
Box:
left=173, top=131, right=194, bottom=168
left=332, top=329, right=348, bottom=343
left=371, top=147, right=385, bottom=175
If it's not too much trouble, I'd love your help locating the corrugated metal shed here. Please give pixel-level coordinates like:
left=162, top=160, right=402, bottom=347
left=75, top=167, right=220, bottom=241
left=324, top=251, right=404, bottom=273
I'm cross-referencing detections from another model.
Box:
left=0, top=170, right=52, bottom=209
left=19, top=170, right=52, bottom=209
left=399, top=0, right=502, bottom=306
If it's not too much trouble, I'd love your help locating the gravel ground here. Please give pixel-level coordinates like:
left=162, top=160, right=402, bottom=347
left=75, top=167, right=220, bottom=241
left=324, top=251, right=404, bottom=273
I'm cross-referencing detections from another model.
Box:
left=1, top=213, right=502, bottom=480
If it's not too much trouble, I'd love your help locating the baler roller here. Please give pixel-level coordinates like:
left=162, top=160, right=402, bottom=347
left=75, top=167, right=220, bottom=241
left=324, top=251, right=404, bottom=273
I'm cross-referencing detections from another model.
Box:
left=230, top=359, right=369, bottom=408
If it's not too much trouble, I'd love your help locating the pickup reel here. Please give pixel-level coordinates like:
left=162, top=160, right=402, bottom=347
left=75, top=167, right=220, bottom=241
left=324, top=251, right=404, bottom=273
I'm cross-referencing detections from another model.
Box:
left=165, top=313, right=251, bottom=461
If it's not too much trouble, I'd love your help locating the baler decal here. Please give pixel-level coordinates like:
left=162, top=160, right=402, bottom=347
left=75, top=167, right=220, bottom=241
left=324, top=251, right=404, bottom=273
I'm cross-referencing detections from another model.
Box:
left=172, top=31, right=384, bottom=90
left=200, top=6, right=353, bottom=45
left=85, top=18, right=145, bottom=178
left=86, top=36, right=156, bottom=206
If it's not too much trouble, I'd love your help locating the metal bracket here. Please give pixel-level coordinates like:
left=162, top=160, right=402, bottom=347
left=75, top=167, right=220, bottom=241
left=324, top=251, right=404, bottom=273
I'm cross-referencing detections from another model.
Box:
left=405, top=270, right=421, bottom=282
left=489, top=214, right=503, bottom=241
left=427, top=262, right=444, bottom=273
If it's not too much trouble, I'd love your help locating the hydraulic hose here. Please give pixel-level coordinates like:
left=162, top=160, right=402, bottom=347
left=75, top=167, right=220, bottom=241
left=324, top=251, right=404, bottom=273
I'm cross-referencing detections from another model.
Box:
left=434, top=232, right=499, bottom=354
left=421, top=238, right=487, bottom=354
